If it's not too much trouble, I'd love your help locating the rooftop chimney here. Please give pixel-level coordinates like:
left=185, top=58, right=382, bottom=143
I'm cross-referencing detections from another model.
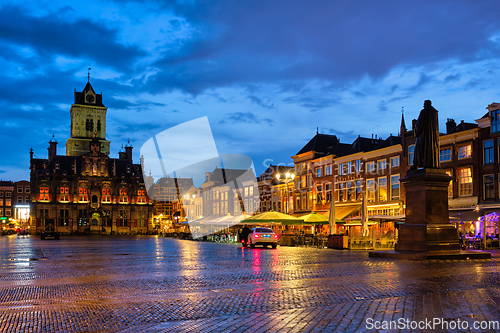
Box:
left=48, top=135, right=58, bottom=160
left=446, top=118, right=457, bottom=134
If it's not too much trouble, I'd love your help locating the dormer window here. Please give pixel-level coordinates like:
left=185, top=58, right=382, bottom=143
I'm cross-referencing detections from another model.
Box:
left=492, top=109, right=500, bottom=133
left=126, top=166, right=131, bottom=173
left=55, top=162, right=60, bottom=170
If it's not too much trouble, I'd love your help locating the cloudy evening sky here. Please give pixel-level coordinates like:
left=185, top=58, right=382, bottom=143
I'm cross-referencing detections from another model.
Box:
left=1, top=0, right=500, bottom=183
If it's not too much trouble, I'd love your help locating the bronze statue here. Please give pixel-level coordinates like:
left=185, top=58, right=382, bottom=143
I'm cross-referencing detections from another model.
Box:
left=412, top=100, right=439, bottom=169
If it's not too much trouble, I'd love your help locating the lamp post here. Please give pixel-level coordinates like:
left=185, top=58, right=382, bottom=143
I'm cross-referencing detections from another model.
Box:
left=276, top=172, right=295, bottom=214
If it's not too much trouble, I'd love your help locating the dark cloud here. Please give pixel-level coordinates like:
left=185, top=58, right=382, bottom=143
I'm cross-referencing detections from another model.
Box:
left=0, top=5, right=146, bottom=71
left=282, top=95, right=339, bottom=112
left=219, top=112, right=272, bottom=125
left=247, top=95, right=275, bottom=109
left=143, top=0, right=500, bottom=95
left=444, top=74, right=461, bottom=82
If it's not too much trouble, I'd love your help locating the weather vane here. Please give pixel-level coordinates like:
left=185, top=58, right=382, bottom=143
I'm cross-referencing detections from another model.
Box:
left=88, top=67, right=91, bottom=82
left=402, top=106, right=404, bottom=114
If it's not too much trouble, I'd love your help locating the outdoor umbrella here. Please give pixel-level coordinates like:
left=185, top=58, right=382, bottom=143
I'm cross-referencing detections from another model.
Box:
left=301, top=212, right=343, bottom=225
left=242, top=211, right=303, bottom=224
left=361, top=193, right=369, bottom=237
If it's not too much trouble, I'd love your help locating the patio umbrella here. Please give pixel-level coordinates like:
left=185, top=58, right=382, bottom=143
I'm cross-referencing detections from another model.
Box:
left=242, top=211, right=303, bottom=224
left=301, top=212, right=344, bottom=225
left=328, top=198, right=336, bottom=235
left=361, top=194, right=369, bottom=237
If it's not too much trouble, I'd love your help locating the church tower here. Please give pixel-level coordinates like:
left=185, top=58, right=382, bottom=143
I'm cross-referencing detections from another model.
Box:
left=65, top=80, right=111, bottom=156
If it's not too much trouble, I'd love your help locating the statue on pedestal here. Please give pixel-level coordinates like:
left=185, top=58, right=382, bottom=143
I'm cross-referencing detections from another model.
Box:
left=412, top=100, right=440, bottom=169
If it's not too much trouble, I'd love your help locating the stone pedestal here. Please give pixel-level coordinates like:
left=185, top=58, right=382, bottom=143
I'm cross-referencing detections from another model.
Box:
left=396, top=168, right=459, bottom=252
left=370, top=168, right=491, bottom=260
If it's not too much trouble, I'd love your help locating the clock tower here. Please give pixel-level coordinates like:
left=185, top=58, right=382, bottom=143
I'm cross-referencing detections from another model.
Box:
left=65, top=81, right=111, bottom=156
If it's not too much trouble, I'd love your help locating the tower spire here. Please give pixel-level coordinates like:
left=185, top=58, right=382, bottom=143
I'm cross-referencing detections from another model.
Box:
left=87, top=67, right=91, bottom=83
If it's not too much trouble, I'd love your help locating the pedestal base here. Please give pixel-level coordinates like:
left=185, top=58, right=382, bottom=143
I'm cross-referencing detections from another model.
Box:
left=370, top=168, right=489, bottom=260
left=395, top=224, right=460, bottom=252
left=369, top=250, right=491, bottom=260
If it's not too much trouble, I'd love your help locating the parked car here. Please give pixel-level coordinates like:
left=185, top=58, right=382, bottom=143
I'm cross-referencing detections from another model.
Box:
left=247, top=227, right=279, bottom=248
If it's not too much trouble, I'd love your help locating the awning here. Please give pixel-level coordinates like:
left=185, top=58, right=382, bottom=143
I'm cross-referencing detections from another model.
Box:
left=317, top=205, right=361, bottom=220
left=449, top=207, right=500, bottom=221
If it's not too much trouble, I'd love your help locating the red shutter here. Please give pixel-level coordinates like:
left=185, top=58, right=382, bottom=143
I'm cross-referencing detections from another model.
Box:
left=57, top=194, right=60, bottom=201
left=145, top=217, right=148, bottom=227
left=36, top=218, right=40, bottom=227
left=127, top=219, right=131, bottom=227
left=69, top=218, right=72, bottom=227
left=146, top=196, right=149, bottom=203
left=48, top=194, right=53, bottom=201
left=128, top=196, right=131, bottom=203
left=36, top=194, right=40, bottom=201
left=69, top=194, right=73, bottom=202
left=134, top=219, right=137, bottom=227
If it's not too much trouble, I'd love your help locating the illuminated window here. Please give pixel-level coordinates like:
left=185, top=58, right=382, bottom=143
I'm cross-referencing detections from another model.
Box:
left=316, top=167, right=322, bottom=178
left=346, top=161, right=352, bottom=175
left=78, top=188, right=89, bottom=202
left=315, top=184, right=323, bottom=203
left=390, top=175, right=400, bottom=200
left=338, top=182, right=344, bottom=202
left=378, top=177, right=387, bottom=201
left=446, top=170, right=453, bottom=197
left=325, top=183, right=332, bottom=203
left=39, top=187, right=50, bottom=201
left=346, top=181, right=353, bottom=201
left=119, top=188, right=128, bottom=203
left=367, top=179, right=376, bottom=202
left=458, top=144, right=472, bottom=159
left=101, top=188, right=111, bottom=203
left=355, top=180, right=362, bottom=200
left=325, top=165, right=332, bottom=176
left=59, top=187, right=70, bottom=202
left=458, top=167, right=472, bottom=196
left=136, top=189, right=146, bottom=204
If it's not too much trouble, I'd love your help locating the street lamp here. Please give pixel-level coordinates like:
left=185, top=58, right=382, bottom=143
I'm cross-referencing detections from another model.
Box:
left=276, top=172, right=295, bottom=214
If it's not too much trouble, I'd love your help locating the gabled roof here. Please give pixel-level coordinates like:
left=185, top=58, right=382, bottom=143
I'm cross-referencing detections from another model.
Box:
left=74, top=82, right=105, bottom=107
left=42, top=155, right=82, bottom=175
left=340, top=136, right=384, bottom=156
left=296, top=133, right=342, bottom=157
left=446, top=120, right=478, bottom=134
left=205, top=168, right=254, bottom=185
left=375, top=135, right=401, bottom=150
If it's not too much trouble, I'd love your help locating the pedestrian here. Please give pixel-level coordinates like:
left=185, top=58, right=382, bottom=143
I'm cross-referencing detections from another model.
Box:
left=241, top=225, right=251, bottom=246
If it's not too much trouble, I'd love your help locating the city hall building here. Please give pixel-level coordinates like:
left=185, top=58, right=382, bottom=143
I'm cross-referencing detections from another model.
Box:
left=29, top=81, right=154, bottom=235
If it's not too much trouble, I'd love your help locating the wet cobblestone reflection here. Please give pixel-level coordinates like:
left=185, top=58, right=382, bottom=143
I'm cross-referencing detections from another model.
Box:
left=1, top=235, right=500, bottom=332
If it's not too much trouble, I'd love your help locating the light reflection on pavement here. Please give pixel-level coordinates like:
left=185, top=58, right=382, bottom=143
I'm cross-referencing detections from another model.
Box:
left=0, top=235, right=500, bottom=332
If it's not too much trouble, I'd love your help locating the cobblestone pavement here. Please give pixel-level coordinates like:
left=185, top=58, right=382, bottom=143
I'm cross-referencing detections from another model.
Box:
left=1, top=235, right=500, bottom=332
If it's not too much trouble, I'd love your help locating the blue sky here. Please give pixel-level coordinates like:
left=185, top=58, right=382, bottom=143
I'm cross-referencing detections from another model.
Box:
left=1, top=0, right=500, bottom=183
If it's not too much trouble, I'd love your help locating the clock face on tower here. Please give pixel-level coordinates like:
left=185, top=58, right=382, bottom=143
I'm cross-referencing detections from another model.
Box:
left=86, top=94, right=95, bottom=103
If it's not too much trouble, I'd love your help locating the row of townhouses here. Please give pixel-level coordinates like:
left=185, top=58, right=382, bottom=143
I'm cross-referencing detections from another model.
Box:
left=3, top=80, right=499, bottom=238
